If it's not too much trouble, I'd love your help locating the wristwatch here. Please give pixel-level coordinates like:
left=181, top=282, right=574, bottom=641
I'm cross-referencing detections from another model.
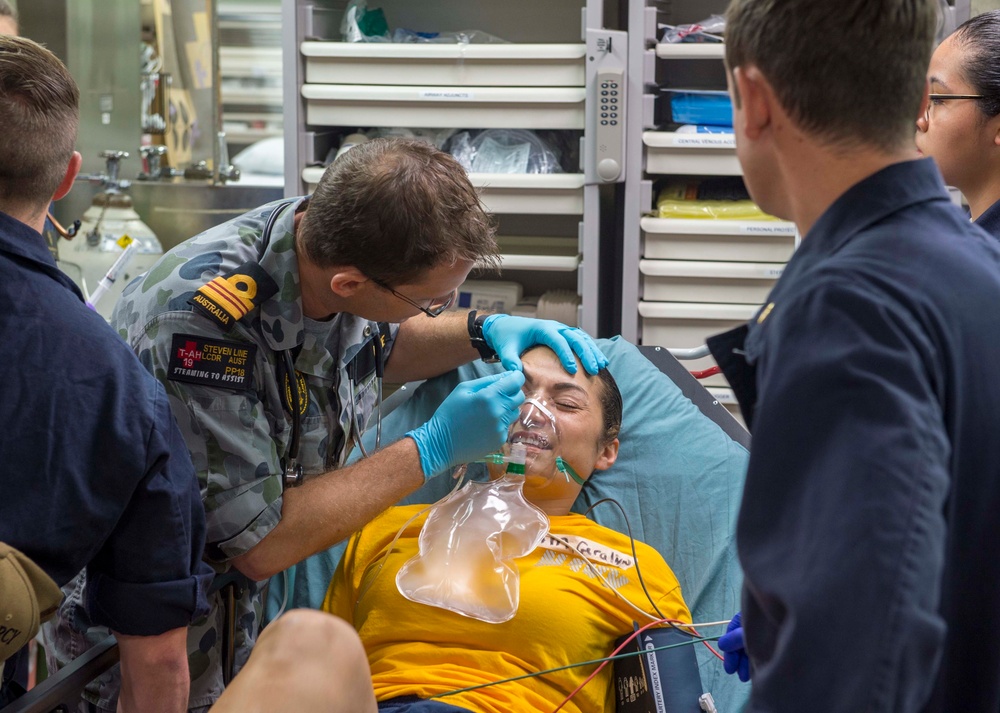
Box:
left=467, top=310, right=499, bottom=363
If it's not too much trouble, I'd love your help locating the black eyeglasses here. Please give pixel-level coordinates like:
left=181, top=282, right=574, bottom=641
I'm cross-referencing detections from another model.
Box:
left=369, top=277, right=457, bottom=318
left=923, top=93, right=985, bottom=122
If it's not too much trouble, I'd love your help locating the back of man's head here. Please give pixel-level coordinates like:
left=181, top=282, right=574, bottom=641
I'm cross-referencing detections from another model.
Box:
left=0, top=35, right=79, bottom=216
left=725, top=0, right=938, bottom=152
left=298, top=137, right=499, bottom=286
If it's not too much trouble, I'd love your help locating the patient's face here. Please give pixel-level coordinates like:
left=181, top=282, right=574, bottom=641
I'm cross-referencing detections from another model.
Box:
left=502, top=348, right=617, bottom=507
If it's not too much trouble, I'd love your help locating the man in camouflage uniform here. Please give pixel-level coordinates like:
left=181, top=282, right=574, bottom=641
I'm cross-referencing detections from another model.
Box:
left=50, top=138, right=607, bottom=711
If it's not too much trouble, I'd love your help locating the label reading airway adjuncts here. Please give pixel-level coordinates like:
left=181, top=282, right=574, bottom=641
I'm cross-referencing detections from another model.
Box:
left=167, top=333, right=257, bottom=391
left=418, top=90, right=475, bottom=101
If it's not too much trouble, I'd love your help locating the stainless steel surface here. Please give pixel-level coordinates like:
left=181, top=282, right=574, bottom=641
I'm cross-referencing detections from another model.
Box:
left=19, top=0, right=143, bottom=180
left=55, top=181, right=283, bottom=253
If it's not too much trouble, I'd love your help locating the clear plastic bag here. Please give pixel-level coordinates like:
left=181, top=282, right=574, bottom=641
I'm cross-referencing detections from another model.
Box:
left=341, top=0, right=389, bottom=42
left=660, top=14, right=726, bottom=44
left=447, top=130, right=564, bottom=174
left=396, top=397, right=573, bottom=623
left=395, top=444, right=548, bottom=624
left=390, top=28, right=510, bottom=44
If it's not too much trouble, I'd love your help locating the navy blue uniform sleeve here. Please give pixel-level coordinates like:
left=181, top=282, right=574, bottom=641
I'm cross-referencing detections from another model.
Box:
left=85, top=382, right=213, bottom=636
left=742, top=275, right=950, bottom=711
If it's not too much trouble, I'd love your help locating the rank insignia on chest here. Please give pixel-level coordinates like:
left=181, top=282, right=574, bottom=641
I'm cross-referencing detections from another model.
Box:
left=189, top=261, right=279, bottom=331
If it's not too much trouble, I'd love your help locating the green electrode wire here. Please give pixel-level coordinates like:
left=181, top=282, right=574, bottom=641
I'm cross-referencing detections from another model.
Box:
left=477, top=454, right=585, bottom=485
left=428, top=634, right=720, bottom=699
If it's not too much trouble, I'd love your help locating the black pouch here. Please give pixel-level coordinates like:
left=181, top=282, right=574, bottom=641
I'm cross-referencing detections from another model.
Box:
left=613, top=626, right=705, bottom=713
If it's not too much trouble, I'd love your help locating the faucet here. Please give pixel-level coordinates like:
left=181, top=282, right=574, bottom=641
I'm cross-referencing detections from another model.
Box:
left=214, top=131, right=240, bottom=184
left=137, top=145, right=174, bottom=181
left=78, top=150, right=131, bottom=192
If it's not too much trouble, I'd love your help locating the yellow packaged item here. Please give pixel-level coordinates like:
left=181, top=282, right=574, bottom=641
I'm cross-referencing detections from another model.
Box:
left=657, top=180, right=780, bottom=220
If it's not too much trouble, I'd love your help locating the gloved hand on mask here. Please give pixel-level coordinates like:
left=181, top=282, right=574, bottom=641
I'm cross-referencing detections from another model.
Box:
left=407, top=370, right=526, bottom=479
left=718, top=612, right=751, bottom=682
left=480, top=315, right=608, bottom=375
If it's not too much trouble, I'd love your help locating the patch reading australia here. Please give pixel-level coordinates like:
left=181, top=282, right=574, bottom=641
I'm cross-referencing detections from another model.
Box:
left=188, top=261, right=279, bottom=331
left=168, top=334, right=257, bottom=391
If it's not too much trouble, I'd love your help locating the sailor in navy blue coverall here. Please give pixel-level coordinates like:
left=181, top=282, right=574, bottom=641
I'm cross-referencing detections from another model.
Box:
left=709, top=1, right=1000, bottom=709
left=0, top=205, right=213, bottom=700
left=709, top=158, right=1000, bottom=710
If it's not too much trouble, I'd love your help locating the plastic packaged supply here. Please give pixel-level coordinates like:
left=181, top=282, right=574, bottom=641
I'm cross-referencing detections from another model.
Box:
left=341, top=0, right=389, bottom=42
left=535, top=290, right=580, bottom=327
left=455, top=279, right=523, bottom=314
left=660, top=14, right=726, bottom=44
left=448, top=130, right=564, bottom=174
left=656, top=179, right=780, bottom=221
left=667, top=90, right=733, bottom=128
left=396, top=442, right=548, bottom=623
left=390, top=28, right=509, bottom=44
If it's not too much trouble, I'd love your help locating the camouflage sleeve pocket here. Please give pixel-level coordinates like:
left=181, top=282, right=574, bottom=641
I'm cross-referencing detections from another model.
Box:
left=188, top=392, right=284, bottom=558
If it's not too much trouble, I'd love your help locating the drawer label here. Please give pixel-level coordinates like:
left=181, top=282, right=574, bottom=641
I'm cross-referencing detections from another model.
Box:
left=671, top=135, right=735, bottom=148
left=739, top=224, right=797, bottom=235
left=419, top=90, right=476, bottom=101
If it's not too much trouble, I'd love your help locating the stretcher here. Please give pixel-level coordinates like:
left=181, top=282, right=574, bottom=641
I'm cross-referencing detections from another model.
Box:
left=5, top=339, right=751, bottom=712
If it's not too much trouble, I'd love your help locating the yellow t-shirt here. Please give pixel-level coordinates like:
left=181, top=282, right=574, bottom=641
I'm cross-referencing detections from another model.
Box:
left=323, top=505, right=691, bottom=713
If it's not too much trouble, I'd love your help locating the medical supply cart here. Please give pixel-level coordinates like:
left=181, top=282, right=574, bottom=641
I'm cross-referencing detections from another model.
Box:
left=282, top=0, right=629, bottom=337
left=619, top=0, right=972, bottom=425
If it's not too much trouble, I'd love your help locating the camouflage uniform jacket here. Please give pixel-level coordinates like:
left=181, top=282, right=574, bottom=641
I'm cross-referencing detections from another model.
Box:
left=51, top=197, right=398, bottom=711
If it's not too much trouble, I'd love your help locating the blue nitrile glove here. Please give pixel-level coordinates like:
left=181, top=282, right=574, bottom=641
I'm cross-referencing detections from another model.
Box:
left=406, top=370, right=526, bottom=479
left=718, top=612, right=751, bottom=682
left=480, top=315, right=608, bottom=375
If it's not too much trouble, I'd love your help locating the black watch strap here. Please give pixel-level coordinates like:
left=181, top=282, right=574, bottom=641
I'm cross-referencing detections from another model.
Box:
left=467, top=310, right=499, bottom=363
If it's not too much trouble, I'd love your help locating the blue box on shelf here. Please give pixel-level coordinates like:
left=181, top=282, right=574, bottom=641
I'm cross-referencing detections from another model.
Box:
left=668, top=90, right=733, bottom=128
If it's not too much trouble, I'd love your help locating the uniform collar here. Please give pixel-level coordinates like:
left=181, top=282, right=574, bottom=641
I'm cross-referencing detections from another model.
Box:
left=770, top=158, right=949, bottom=296
left=797, top=158, right=949, bottom=263
left=256, top=197, right=309, bottom=353
left=0, top=210, right=84, bottom=299
left=0, top=210, right=56, bottom=266
left=974, top=198, right=1000, bottom=240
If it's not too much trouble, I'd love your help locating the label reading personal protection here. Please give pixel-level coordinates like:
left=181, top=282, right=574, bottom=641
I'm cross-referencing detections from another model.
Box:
left=167, top=334, right=257, bottom=391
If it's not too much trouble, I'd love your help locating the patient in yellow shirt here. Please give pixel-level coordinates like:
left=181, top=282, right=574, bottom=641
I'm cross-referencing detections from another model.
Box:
left=323, top=346, right=692, bottom=713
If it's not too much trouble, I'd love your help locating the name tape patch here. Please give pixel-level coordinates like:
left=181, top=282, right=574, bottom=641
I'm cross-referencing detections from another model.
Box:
left=167, top=334, right=257, bottom=391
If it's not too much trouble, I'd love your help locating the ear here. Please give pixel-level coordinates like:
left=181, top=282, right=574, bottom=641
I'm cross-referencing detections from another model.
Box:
left=329, top=266, right=369, bottom=298
left=733, top=65, right=773, bottom=140
left=916, top=80, right=931, bottom=133
left=593, top=437, right=620, bottom=472
left=52, top=151, right=82, bottom=202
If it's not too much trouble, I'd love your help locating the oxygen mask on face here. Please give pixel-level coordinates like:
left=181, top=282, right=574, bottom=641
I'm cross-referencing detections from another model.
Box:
left=491, top=396, right=584, bottom=485
left=395, top=442, right=549, bottom=624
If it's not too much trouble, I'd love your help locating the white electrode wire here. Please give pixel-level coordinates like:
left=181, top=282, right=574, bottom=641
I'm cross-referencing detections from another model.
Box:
left=547, top=532, right=662, bottom=623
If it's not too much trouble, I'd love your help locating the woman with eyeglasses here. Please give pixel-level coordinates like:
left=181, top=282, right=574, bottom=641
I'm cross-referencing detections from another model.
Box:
left=915, top=10, right=1000, bottom=235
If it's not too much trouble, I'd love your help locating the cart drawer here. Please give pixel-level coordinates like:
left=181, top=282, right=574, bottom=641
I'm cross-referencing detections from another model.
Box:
left=642, top=217, right=797, bottom=262
left=640, top=259, right=782, bottom=304
left=302, top=84, right=586, bottom=129
left=302, top=42, right=586, bottom=87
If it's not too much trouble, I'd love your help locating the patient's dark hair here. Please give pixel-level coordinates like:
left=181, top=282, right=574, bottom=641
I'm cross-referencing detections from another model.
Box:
left=595, top=367, right=622, bottom=446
